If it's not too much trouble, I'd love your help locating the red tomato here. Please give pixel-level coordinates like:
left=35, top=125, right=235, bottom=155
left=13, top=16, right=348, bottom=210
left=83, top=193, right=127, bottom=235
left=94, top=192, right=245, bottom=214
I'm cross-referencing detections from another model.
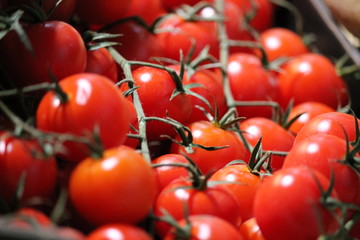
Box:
left=0, top=21, right=86, bottom=88
left=124, top=0, right=166, bottom=25
left=239, top=217, right=265, bottom=240
left=278, top=53, right=349, bottom=109
left=287, top=102, right=336, bottom=135
left=253, top=166, right=339, bottom=240
left=75, top=0, right=132, bottom=24
left=69, top=145, right=157, bottom=226
left=86, top=223, right=153, bottom=240
left=152, top=153, right=191, bottom=194
left=36, top=73, right=130, bottom=163
left=293, top=111, right=360, bottom=144
left=123, top=98, right=139, bottom=149
left=283, top=133, right=360, bottom=204
left=240, top=117, right=295, bottom=171
left=163, top=214, right=244, bottom=240
left=160, top=0, right=201, bottom=10
left=85, top=47, right=118, bottom=83
left=171, top=120, right=247, bottom=176
left=0, top=132, right=58, bottom=205
left=120, top=66, right=192, bottom=141
left=227, top=53, right=279, bottom=119
left=259, top=27, right=309, bottom=62
left=210, top=163, right=264, bottom=222
left=10, top=208, right=52, bottom=228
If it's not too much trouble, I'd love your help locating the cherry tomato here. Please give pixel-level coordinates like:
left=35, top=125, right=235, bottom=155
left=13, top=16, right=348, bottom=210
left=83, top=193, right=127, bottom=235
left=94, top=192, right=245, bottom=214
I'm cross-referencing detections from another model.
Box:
left=163, top=214, right=244, bottom=240
left=171, top=120, right=247, bottom=176
left=124, top=0, right=166, bottom=25
left=160, top=0, right=201, bottom=10
left=86, top=223, right=153, bottom=240
left=69, top=145, right=157, bottom=226
left=9, top=208, right=52, bottom=228
left=278, top=53, right=349, bottom=109
left=0, top=21, right=86, bottom=88
left=0, top=132, right=58, bottom=206
left=283, top=133, right=360, bottom=204
left=227, top=53, right=279, bottom=119
left=123, top=98, right=140, bottom=149
left=253, top=166, right=339, bottom=240
left=239, top=217, right=265, bottom=240
left=75, top=0, right=132, bottom=24
left=85, top=47, right=118, bottom=83
left=287, top=101, right=336, bottom=135
left=36, top=73, right=130, bottom=163
left=240, top=117, right=295, bottom=171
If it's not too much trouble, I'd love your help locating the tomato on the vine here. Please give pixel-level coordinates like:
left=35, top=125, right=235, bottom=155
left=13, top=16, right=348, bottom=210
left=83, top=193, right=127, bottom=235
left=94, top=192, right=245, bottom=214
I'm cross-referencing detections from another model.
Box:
left=85, top=47, right=118, bottom=83
left=86, top=223, right=153, bottom=240
left=239, top=217, right=265, bottom=240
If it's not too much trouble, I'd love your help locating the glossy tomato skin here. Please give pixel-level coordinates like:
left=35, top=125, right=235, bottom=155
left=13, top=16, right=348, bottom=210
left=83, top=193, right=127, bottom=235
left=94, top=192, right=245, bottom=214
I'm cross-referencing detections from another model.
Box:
left=253, top=166, right=339, bottom=240
left=85, top=47, right=118, bottom=83
left=122, top=66, right=192, bottom=141
left=69, top=145, right=157, bottom=226
left=75, top=0, right=131, bottom=24
left=240, top=117, right=295, bottom=171
left=210, top=163, right=264, bottom=222
left=0, top=133, right=58, bottom=205
left=163, top=214, right=244, bottom=240
left=278, top=53, right=349, bottom=110
left=293, top=111, right=360, bottom=144
left=0, top=21, right=86, bottom=88
left=227, top=53, right=279, bottom=119
left=239, top=217, right=265, bottom=240
left=171, top=121, right=247, bottom=176
left=124, top=0, right=166, bottom=25
left=283, top=133, right=360, bottom=204
left=287, top=101, right=336, bottom=135
left=259, top=27, right=309, bottom=61
left=86, top=223, right=153, bottom=240
left=36, top=73, right=130, bottom=163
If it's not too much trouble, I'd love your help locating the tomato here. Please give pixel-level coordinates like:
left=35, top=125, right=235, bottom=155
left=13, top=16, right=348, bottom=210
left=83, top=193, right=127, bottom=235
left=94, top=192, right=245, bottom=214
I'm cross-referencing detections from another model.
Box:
left=120, top=66, right=192, bottom=141
left=123, top=98, right=140, bottom=149
left=36, top=73, right=130, bottom=163
left=0, top=132, right=58, bottom=206
left=258, top=27, right=309, bottom=62
left=163, top=214, right=244, bottom=240
left=240, top=117, right=295, bottom=171
left=0, top=21, right=86, bottom=88
left=75, top=0, right=132, bottom=24
left=210, top=163, right=265, bottom=222
left=86, top=223, right=153, bottom=240
left=283, top=133, right=360, bottom=204
left=124, top=0, right=166, bottom=25
left=9, top=208, right=52, bottom=228
left=253, top=166, right=339, bottom=240
left=155, top=14, right=219, bottom=61
left=171, top=120, right=247, bottom=176
left=152, top=153, right=191, bottom=194
left=239, top=217, right=265, bottom=240
left=277, top=53, right=349, bottom=109
left=293, top=111, right=360, bottom=144
left=85, top=47, right=118, bottom=83
left=287, top=101, right=336, bottom=135
left=160, top=0, right=201, bottom=10
left=69, top=145, right=157, bottom=226
left=227, top=53, right=279, bottom=119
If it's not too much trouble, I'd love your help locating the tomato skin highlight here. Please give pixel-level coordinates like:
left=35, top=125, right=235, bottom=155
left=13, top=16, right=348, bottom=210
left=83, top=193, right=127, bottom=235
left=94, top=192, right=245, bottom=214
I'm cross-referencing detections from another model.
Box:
left=0, top=21, right=86, bottom=88
left=36, top=73, right=130, bottom=163
left=86, top=223, right=153, bottom=240
left=69, top=145, right=157, bottom=226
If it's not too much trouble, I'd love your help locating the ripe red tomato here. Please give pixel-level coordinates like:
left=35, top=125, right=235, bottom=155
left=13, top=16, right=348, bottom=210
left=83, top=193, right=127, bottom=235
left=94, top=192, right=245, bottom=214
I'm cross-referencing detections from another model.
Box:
left=0, top=21, right=86, bottom=88
left=0, top=132, right=58, bottom=206
left=85, top=47, right=118, bottom=83
left=287, top=101, right=336, bottom=135
left=253, top=166, right=339, bottom=240
left=258, top=27, right=309, bottom=62
left=171, top=120, right=247, bottom=175
left=283, top=133, right=360, bottom=204
left=120, top=66, right=192, bottom=141
left=10, top=208, right=52, bottom=228
left=123, top=98, right=140, bottom=149
left=124, top=0, right=166, bottom=25
left=240, top=117, right=295, bottom=171
left=75, top=0, right=132, bottom=24
left=293, top=111, right=360, bottom=144
left=227, top=53, right=279, bottom=119
left=278, top=53, right=349, bottom=109
left=86, top=223, right=153, bottom=240
left=239, top=217, right=265, bottom=240
left=163, top=214, right=244, bottom=240
left=160, top=0, right=201, bottom=10
left=69, top=145, right=157, bottom=226
left=210, top=163, right=265, bottom=222
left=36, top=73, right=130, bottom=163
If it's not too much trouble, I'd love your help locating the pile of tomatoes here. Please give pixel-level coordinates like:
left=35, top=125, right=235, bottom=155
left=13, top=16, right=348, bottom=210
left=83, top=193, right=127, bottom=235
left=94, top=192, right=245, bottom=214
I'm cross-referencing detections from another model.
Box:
left=0, top=0, right=359, bottom=239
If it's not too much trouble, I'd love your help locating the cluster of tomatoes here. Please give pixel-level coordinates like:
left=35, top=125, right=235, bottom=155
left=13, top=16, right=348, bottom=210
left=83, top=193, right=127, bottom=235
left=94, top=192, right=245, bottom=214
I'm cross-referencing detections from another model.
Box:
left=0, top=0, right=359, bottom=239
